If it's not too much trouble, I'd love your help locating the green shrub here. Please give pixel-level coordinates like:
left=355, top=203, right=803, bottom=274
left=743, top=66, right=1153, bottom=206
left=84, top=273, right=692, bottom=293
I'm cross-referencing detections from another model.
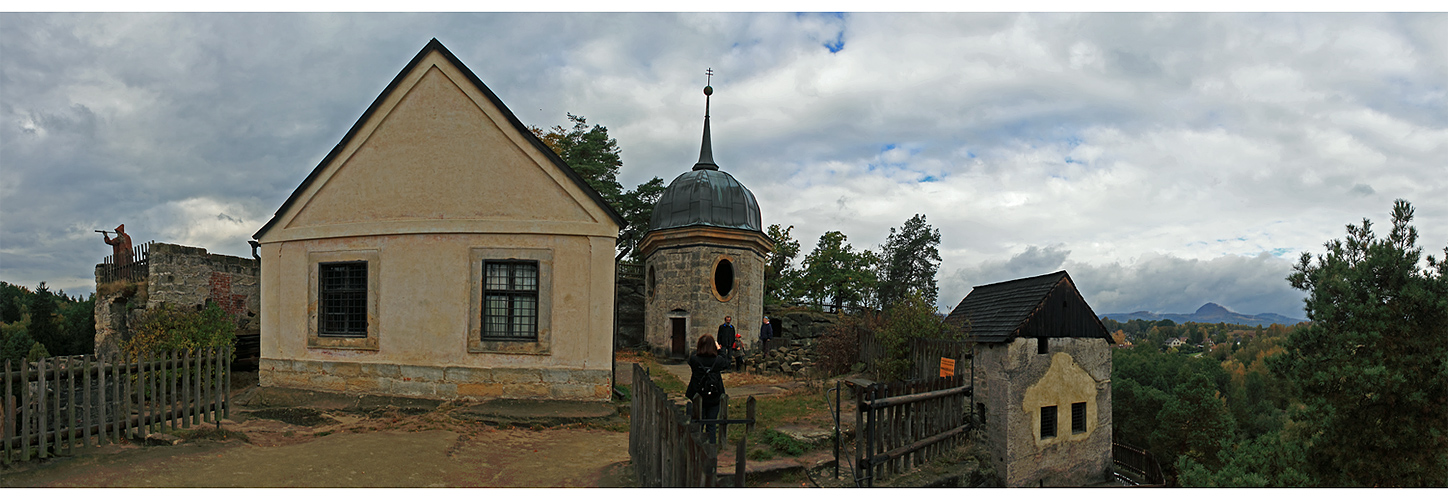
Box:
left=122, top=302, right=237, bottom=357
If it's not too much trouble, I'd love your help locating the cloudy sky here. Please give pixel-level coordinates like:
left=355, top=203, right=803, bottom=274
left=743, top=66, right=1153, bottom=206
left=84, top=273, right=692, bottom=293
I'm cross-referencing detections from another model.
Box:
left=2, top=12, right=1445, bottom=319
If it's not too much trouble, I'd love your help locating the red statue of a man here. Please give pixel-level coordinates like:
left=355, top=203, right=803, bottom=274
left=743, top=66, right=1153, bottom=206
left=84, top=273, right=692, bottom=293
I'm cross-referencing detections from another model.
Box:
left=102, top=224, right=134, bottom=274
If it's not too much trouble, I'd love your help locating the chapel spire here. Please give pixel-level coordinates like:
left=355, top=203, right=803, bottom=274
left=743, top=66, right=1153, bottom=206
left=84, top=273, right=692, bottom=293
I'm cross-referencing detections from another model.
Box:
left=693, top=68, right=719, bottom=171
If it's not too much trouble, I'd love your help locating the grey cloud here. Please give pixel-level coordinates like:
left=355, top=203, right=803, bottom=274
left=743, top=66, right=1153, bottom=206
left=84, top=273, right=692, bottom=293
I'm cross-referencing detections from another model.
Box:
left=941, top=246, right=1306, bottom=319
left=1350, top=184, right=1375, bottom=196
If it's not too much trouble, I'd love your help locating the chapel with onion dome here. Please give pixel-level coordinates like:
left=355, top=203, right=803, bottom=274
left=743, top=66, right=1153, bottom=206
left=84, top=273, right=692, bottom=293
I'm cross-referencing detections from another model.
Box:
left=638, top=77, right=774, bottom=359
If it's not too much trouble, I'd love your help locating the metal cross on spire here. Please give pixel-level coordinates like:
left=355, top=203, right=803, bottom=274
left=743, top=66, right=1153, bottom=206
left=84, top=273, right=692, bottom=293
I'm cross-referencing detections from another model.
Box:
left=695, top=68, right=718, bottom=171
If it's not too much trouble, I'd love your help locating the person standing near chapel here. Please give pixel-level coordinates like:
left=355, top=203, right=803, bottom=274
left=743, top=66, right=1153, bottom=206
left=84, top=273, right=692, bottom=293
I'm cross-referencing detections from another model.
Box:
left=759, top=316, right=774, bottom=356
left=686, top=334, right=730, bottom=443
left=718, top=315, right=741, bottom=369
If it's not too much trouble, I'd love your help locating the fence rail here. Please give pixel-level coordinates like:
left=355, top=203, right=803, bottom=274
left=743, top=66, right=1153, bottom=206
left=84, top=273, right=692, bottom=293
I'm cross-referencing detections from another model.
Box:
left=1112, top=441, right=1165, bottom=485
left=2, top=346, right=231, bottom=465
left=853, top=374, right=972, bottom=486
left=98, top=241, right=153, bottom=284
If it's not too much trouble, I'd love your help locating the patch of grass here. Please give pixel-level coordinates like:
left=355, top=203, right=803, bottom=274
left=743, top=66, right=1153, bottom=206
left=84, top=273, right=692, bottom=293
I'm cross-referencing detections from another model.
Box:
left=613, top=385, right=631, bottom=402
left=629, top=356, right=686, bottom=395
left=725, top=386, right=832, bottom=429
left=282, top=430, right=295, bottom=437
left=313, top=431, right=333, bottom=437
left=761, top=429, right=807, bottom=456
left=747, top=447, right=776, bottom=461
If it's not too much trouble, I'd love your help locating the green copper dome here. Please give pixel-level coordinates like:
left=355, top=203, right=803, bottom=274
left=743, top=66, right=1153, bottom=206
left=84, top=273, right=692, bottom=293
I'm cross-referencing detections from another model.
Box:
left=648, top=168, right=763, bottom=232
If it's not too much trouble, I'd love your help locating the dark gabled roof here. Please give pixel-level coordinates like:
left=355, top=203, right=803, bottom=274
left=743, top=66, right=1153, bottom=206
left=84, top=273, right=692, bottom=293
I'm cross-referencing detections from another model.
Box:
left=253, top=38, right=625, bottom=241
left=944, top=270, right=1112, bottom=343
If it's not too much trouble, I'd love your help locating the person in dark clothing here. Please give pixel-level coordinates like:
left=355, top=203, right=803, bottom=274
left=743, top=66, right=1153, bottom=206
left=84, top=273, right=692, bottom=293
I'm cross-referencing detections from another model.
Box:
left=759, top=316, right=774, bottom=356
left=717, top=316, right=741, bottom=369
left=686, top=334, right=730, bottom=443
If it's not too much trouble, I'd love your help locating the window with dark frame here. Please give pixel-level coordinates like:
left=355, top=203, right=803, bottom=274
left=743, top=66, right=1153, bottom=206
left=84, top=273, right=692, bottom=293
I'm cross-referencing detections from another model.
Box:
left=1072, top=401, right=1087, bottom=434
left=1040, top=405, right=1058, bottom=439
left=319, top=261, right=368, bottom=337
left=483, top=260, right=539, bottom=340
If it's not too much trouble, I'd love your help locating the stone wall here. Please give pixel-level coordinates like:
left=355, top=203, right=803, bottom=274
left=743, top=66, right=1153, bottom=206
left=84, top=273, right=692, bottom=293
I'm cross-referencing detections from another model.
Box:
left=762, top=305, right=841, bottom=341
left=615, top=269, right=645, bottom=349
left=93, top=242, right=260, bottom=357
left=259, top=358, right=611, bottom=401
left=644, top=245, right=765, bottom=358
left=976, top=337, right=1112, bottom=487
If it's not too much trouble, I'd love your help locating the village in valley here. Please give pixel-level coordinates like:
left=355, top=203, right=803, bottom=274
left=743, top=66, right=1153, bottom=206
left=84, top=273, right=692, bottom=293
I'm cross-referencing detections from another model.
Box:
left=3, top=15, right=1447, bottom=490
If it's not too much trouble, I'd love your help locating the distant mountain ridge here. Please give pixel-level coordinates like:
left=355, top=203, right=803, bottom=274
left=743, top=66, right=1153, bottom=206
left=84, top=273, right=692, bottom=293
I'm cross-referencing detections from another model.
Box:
left=1099, top=303, right=1306, bottom=327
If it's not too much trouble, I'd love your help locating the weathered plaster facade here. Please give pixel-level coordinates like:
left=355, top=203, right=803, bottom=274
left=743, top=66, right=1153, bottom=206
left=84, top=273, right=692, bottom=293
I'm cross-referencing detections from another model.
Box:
left=974, top=337, right=1112, bottom=486
left=253, top=40, right=622, bottom=401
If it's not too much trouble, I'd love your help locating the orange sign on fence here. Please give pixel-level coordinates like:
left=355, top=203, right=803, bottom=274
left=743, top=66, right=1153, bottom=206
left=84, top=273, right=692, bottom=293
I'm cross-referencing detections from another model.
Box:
left=939, top=357, right=956, bottom=378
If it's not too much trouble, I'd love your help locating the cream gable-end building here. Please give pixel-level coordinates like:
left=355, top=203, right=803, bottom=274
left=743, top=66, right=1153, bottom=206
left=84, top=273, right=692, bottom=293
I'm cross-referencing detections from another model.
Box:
left=253, top=39, right=624, bottom=401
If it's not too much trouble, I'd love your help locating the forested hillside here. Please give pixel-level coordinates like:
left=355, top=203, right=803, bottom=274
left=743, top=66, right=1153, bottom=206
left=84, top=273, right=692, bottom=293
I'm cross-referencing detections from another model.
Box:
left=0, top=281, right=95, bottom=364
left=1112, top=200, right=1447, bottom=487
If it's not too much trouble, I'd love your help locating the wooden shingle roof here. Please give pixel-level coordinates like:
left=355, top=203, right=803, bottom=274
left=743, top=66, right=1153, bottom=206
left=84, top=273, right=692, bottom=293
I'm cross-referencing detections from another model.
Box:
left=944, top=270, right=1112, bottom=343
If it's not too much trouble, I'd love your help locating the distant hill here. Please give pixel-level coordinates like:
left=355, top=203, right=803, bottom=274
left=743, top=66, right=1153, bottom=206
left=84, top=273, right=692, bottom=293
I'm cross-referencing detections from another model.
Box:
left=1099, top=303, right=1306, bottom=327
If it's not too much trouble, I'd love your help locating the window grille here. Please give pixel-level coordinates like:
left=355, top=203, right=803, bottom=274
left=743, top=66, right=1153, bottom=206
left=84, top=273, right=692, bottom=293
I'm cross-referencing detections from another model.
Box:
left=319, top=262, right=368, bottom=337
left=483, top=260, right=539, bottom=340
left=1041, top=405, right=1058, bottom=439
left=1072, top=401, right=1087, bottom=434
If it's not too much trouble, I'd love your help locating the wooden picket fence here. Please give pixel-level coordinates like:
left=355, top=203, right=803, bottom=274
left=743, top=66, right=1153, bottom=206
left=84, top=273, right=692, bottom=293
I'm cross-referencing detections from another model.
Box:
left=907, top=338, right=973, bottom=381
left=98, top=240, right=152, bottom=284
left=1, top=346, right=232, bottom=465
left=628, top=363, right=756, bottom=487
left=852, top=374, right=972, bottom=486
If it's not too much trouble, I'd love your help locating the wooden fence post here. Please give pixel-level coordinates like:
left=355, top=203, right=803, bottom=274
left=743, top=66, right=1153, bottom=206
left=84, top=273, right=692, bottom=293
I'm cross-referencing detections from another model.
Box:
left=213, top=346, right=223, bottom=429
left=82, top=355, right=91, bottom=448
left=3, top=359, right=12, bottom=464
left=38, top=357, right=48, bottom=459
left=224, top=345, right=232, bottom=420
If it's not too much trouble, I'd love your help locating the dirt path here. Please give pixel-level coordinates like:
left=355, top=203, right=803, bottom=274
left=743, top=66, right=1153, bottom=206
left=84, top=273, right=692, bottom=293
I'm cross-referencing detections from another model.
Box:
left=1, top=426, right=629, bottom=487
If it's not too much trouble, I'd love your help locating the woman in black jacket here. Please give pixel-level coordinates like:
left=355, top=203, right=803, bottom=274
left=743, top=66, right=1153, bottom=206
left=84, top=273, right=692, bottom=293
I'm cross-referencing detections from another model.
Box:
left=686, top=334, right=730, bottom=443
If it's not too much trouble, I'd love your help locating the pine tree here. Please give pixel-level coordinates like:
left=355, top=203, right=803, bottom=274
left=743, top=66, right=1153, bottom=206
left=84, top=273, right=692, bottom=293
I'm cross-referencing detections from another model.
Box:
left=1271, top=199, right=1448, bottom=487
left=876, top=214, right=942, bottom=307
left=28, top=282, right=60, bottom=356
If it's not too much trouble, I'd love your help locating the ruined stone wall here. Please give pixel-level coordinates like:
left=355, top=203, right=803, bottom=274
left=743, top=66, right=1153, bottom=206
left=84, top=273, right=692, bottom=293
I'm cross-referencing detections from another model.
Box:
left=93, top=243, right=260, bottom=357
left=976, top=337, right=1112, bottom=487
left=615, top=270, right=645, bottom=349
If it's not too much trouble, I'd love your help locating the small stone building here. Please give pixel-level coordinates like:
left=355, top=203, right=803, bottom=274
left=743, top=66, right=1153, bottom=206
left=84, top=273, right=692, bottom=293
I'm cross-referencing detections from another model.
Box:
left=93, top=243, right=261, bottom=358
left=252, top=39, right=624, bottom=401
left=944, top=270, right=1113, bottom=487
left=638, top=85, right=772, bottom=358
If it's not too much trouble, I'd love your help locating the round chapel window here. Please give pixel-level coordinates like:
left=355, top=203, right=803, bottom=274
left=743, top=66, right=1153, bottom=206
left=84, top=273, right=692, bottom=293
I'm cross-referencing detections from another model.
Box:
left=713, top=258, right=735, bottom=300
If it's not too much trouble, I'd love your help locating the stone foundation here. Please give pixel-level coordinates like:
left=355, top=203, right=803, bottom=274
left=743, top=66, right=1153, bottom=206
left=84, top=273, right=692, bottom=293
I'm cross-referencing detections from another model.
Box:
left=259, top=358, right=612, bottom=401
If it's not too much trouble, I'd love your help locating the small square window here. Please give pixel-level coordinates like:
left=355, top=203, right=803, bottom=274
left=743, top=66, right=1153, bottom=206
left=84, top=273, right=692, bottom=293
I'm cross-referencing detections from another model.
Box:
left=1072, top=402, right=1087, bottom=434
left=1038, top=336, right=1049, bottom=354
left=1040, top=405, right=1057, bottom=439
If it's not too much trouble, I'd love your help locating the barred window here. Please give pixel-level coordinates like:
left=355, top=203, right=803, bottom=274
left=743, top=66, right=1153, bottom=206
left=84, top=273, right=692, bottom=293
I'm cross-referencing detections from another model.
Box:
left=483, top=261, right=539, bottom=340
left=1040, top=405, right=1058, bottom=439
left=1072, top=402, right=1087, bottom=434
left=319, top=262, right=367, bottom=337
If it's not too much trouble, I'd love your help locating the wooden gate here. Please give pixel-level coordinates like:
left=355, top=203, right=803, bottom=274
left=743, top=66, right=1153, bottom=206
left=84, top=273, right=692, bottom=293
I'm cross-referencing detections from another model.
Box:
left=853, top=374, right=972, bottom=486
